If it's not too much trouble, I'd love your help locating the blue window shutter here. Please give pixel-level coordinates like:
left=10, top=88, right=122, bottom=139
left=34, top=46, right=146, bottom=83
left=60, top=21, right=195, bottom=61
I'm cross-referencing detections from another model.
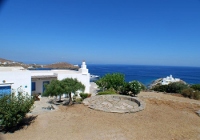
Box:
left=0, top=86, right=11, bottom=97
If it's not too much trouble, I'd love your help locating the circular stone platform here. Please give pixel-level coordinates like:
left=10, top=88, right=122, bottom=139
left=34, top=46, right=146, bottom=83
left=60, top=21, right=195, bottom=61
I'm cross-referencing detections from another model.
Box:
left=83, top=95, right=145, bottom=113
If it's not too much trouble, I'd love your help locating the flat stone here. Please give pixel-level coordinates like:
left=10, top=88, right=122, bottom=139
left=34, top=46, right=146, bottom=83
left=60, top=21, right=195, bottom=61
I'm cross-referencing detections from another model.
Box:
left=83, top=95, right=145, bottom=113
left=126, top=105, right=133, bottom=109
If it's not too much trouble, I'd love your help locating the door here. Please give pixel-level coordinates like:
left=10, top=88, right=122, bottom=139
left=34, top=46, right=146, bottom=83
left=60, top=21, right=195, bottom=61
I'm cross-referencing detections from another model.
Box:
left=43, top=81, right=50, bottom=93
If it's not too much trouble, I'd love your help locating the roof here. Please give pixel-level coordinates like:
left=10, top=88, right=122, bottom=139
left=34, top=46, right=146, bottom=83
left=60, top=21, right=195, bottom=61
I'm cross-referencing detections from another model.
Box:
left=31, top=75, right=57, bottom=79
left=0, top=67, right=25, bottom=71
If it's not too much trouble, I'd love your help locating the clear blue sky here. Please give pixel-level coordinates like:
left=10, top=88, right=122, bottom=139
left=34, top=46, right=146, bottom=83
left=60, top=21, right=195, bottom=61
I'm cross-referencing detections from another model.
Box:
left=0, top=0, right=200, bottom=66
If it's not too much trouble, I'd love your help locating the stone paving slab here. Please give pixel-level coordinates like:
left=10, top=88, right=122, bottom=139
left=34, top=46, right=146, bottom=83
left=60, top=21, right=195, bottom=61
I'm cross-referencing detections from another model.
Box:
left=83, top=95, right=145, bottom=113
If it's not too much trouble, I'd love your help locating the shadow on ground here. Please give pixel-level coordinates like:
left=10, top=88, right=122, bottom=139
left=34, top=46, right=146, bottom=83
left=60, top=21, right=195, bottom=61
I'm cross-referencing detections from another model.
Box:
left=0, top=115, right=37, bottom=134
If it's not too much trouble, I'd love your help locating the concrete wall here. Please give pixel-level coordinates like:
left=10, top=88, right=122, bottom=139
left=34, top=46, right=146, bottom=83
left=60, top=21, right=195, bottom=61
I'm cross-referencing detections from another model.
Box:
left=0, top=71, right=31, bottom=95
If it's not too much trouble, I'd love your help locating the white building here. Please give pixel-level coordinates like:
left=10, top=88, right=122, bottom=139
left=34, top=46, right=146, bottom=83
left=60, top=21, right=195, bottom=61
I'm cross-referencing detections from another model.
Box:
left=161, top=75, right=180, bottom=85
left=0, top=61, right=90, bottom=97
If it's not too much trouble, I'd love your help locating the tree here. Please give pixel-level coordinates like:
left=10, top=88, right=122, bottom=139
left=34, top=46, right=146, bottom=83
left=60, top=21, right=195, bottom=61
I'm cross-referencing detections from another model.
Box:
left=61, top=78, right=85, bottom=105
left=43, top=79, right=64, bottom=101
left=129, top=81, right=141, bottom=96
left=96, top=73, right=125, bottom=92
left=44, top=78, right=85, bottom=105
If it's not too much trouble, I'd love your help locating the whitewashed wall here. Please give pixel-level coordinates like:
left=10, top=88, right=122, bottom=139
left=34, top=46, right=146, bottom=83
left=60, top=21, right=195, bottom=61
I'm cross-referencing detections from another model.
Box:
left=32, top=78, right=56, bottom=95
left=0, top=71, right=31, bottom=95
left=56, top=73, right=90, bottom=93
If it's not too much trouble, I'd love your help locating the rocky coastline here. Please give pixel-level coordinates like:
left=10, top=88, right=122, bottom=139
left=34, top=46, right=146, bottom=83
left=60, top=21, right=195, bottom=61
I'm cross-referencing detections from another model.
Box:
left=148, top=78, right=187, bottom=89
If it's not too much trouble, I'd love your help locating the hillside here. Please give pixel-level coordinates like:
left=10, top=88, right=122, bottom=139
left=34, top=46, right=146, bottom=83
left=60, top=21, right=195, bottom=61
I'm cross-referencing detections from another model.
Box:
left=43, top=62, right=79, bottom=70
left=0, top=58, right=79, bottom=70
left=0, top=58, right=13, bottom=63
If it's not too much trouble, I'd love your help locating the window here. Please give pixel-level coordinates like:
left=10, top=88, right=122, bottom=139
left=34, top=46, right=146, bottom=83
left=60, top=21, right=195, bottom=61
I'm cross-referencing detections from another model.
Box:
left=31, top=82, right=36, bottom=91
left=0, top=86, right=11, bottom=97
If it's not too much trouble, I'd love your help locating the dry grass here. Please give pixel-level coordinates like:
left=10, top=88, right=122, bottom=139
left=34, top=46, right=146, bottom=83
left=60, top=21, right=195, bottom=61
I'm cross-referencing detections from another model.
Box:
left=1, top=92, right=200, bottom=140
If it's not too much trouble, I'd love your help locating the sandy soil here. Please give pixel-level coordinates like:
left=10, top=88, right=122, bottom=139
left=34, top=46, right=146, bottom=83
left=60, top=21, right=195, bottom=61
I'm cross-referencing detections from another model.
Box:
left=1, top=92, right=200, bottom=140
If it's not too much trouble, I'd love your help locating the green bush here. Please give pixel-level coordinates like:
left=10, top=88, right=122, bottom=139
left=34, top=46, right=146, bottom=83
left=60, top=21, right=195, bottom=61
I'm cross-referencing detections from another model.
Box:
left=79, top=93, right=91, bottom=100
left=119, top=82, right=130, bottom=95
left=140, top=82, right=146, bottom=90
left=181, top=88, right=200, bottom=100
left=96, top=73, right=125, bottom=92
left=97, top=89, right=117, bottom=95
left=152, top=82, right=188, bottom=93
left=74, top=98, right=83, bottom=103
left=166, top=82, right=188, bottom=93
left=129, top=81, right=142, bottom=96
left=191, top=84, right=200, bottom=91
left=0, top=93, right=34, bottom=131
left=152, top=85, right=168, bottom=92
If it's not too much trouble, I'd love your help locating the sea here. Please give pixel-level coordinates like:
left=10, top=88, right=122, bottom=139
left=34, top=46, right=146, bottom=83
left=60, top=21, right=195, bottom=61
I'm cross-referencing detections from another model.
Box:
left=87, top=64, right=200, bottom=86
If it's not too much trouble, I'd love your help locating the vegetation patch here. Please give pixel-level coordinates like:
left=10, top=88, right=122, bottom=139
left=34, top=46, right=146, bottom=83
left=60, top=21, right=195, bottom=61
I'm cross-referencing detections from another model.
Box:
left=80, top=93, right=91, bottom=100
left=191, top=84, right=200, bottom=91
left=152, top=82, right=188, bottom=93
left=97, top=89, right=117, bottom=95
left=152, top=82, right=200, bottom=100
left=0, top=93, right=34, bottom=132
left=95, top=73, right=145, bottom=96
left=44, top=78, right=85, bottom=105
left=181, top=88, right=200, bottom=100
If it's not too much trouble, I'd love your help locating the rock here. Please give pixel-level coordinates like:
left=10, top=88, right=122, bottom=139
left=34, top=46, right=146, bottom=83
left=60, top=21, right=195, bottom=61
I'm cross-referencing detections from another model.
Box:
left=196, top=110, right=200, bottom=116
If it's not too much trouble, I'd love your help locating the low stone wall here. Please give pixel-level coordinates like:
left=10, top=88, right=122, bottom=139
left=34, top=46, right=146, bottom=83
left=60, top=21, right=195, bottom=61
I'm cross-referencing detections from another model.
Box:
left=83, top=95, right=145, bottom=113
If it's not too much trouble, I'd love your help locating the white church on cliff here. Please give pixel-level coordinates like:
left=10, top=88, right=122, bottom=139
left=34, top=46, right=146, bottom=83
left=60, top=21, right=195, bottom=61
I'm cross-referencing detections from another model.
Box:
left=161, top=75, right=180, bottom=85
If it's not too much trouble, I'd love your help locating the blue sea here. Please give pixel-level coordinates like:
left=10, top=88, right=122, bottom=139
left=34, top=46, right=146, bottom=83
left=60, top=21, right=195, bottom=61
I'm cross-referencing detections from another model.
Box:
left=87, top=64, right=200, bottom=86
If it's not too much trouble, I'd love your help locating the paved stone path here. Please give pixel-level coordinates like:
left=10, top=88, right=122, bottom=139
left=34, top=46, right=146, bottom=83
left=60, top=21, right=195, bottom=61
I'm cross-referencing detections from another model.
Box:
left=83, top=95, right=145, bottom=113
left=27, top=97, right=59, bottom=116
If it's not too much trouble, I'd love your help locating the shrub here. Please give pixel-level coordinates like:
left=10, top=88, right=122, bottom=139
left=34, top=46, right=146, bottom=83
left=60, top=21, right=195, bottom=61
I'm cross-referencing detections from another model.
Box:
left=152, top=82, right=188, bottom=93
left=74, top=98, right=83, bottom=103
left=97, top=89, right=117, bottom=95
left=181, top=88, right=200, bottom=100
left=95, top=73, right=125, bottom=92
left=191, top=84, right=200, bottom=91
left=166, top=82, right=188, bottom=93
left=80, top=93, right=91, bottom=100
left=0, top=93, right=34, bottom=131
left=119, top=82, right=130, bottom=95
left=129, top=81, right=142, bottom=96
left=152, top=85, right=168, bottom=92
left=140, top=82, right=146, bottom=90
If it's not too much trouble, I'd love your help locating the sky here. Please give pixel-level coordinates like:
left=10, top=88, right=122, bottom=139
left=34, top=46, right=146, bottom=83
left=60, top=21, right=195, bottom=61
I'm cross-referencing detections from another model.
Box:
left=0, top=0, right=200, bottom=66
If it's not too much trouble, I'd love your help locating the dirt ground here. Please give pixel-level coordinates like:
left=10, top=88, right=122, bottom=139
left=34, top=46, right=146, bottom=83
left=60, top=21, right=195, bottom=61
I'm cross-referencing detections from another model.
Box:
left=1, top=92, right=200, bottom=140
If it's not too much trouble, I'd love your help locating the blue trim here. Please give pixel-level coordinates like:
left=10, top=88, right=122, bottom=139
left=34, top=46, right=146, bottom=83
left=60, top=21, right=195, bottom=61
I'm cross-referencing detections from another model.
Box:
left=0, top=86, right=11, bottom=97
left=31, top=82, right=36, bottom=91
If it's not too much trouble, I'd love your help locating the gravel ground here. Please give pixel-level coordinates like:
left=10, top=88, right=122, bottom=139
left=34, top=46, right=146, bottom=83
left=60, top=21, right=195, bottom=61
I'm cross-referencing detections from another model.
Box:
left=1, top=91, right=200, bottom=140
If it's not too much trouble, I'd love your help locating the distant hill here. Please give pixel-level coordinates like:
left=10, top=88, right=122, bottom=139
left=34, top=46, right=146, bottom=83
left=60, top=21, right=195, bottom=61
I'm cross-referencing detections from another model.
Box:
left=0, top=58, right=13, bottom=63
left=44, top=62, right=79, bottom=70
left=0, top=57, right=26, bottom=67
left=0, top=58, right=79, bottom=70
